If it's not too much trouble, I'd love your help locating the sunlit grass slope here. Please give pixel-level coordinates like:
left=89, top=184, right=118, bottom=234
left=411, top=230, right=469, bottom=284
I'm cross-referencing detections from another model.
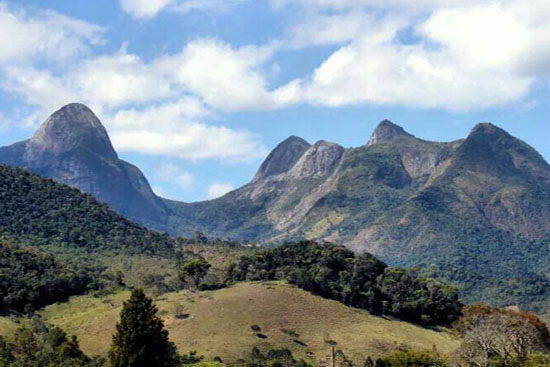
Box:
left=36, top=282, right=459, bottom=363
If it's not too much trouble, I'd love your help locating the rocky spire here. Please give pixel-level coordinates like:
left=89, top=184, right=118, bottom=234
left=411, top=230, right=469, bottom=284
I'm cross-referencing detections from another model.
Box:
left=367, top=120, right=414, bottom=147
left=28, top=103, right=118, bottom=159
left=253, top=136, right=311, bottom=181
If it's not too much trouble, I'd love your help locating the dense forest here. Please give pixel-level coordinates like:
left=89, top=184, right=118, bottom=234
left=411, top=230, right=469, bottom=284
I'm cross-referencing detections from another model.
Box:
left=0, top=165, right=180, bottom=314
left=230, top=241, right=462, bottom=326
left=0, top=165, right=174, bottom=255
left=0, top=242, right=91, bottom=314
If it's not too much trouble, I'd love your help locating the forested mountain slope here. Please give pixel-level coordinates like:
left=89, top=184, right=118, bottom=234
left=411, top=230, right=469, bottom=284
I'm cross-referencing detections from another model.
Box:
left=0, top=165, right=174, bottom=255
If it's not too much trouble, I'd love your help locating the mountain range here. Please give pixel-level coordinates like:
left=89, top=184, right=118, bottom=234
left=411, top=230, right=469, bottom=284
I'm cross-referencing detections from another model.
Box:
left=2, top=103, right=550, bottom=310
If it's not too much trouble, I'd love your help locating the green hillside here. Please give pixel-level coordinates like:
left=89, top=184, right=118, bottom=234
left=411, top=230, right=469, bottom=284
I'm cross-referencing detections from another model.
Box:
left=0, top=165, right=174, bottom=255
left=32, top=282, right=459, bottom=364
left=0, top=165, right=178, bottom=313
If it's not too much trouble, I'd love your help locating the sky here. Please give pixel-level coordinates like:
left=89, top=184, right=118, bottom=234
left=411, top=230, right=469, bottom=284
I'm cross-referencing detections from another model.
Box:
left=0, top=0, right=549, bottom=202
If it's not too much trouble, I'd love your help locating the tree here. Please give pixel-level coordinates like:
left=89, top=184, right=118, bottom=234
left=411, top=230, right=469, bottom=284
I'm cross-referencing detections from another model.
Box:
left=452, top=306, right=550, bottom=367
left=180, top=257, right=211, bottom=289
left=109, top=288, right=180, bottom=367
left=525, top=353, right=550, bottom=367
left=2, top=321, right=94, bottom=367
left=193, top=231, right=208, bottom=244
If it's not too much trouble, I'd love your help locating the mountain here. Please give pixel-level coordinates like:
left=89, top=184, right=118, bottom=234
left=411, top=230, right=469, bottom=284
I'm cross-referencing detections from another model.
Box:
left=3, top=103, right=550, bottom=311
left=166, top=120, right=461, bottom=242
left=165, top=120, right=550, bottom=311
left=0, top=103, right=170, bottom=231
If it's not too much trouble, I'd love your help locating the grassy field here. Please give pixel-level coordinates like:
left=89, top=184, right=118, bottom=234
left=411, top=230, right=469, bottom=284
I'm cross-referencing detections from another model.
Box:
left=32, top=282, right=459, bottom=364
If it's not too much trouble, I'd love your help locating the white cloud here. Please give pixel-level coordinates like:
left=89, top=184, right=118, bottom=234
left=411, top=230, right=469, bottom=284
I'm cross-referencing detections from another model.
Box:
left=0, top=2, right=103, bottom=64
left=106, top=100, right=268, bottom=161
left=303, top=22, right=532, bottom=110
left=3, top=40, right=302, bottom=115
left=157, top=163, right=194, bottom=188
left=278, top=0, right=550, bottom=110
left=73, top=52, right=175, bottom=107
left=2, top=66, right=79, bottom=114
left=286, top=11, right=393, bottom=48
left=207, top=183, right=234, bottom=199
left=1, top=49, right=174, bottom=113
left=120, top=0, right=173, bottom=19
left=120, top=0, right=242, bottom=19
left=157, top=39, right=302, bottom=110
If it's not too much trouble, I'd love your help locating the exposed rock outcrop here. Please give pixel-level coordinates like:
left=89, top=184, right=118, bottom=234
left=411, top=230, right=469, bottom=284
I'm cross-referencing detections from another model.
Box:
left=0, top=103, right=169, bottom=230
left=367, top=119, right=414, bottom=146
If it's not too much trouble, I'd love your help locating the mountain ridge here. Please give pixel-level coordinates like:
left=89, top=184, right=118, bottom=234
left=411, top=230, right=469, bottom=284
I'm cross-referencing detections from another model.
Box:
left=2, top=104, right=550, bottom=311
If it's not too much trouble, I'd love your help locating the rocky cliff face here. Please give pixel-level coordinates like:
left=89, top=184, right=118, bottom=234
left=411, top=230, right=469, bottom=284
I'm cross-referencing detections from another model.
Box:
left=0, top=104, right=169, bottom=230
left=253, top=136, right=311, bottom=182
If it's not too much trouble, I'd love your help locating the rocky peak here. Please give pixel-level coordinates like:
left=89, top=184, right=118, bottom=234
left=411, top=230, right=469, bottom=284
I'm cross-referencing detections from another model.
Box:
left=468, top=122, right=507, bottom=138
left=367, top=120, right=414, bottom=147
left=289, top=140, right=345, bottom=179
left=455, top=122, right=550, bottom=178
left=27, top=103, right=117, bottom=160
left=253, top=136, right=311, bottom=182
left=461, top=122, right=522, bottom=155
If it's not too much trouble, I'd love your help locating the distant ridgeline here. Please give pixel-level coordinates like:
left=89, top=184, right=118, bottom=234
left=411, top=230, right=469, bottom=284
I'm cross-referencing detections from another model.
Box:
left=231, top=241, right=462, bottom=326
left=2, top=103, right=550, bottom=312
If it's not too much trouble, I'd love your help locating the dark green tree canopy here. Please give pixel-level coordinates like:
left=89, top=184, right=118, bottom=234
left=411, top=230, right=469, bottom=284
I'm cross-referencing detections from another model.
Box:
left=231, top=241, right=462, bottom=326
left=0, top=320, right=97, bottom=367
left=0, top=242, right=90, bottom=314
left=109, top=288, right=179, bottom=367
left=179, top=257, right=211, bottom=289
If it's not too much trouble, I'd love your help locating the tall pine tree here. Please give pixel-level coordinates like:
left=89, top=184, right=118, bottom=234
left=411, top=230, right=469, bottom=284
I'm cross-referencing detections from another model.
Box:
left=109, top=289, right=180, bottom=367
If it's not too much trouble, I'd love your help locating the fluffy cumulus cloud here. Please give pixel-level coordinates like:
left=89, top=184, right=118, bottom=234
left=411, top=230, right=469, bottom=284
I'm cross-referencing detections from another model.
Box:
left=106, top=99, right=268, bottom=161
left=120, top=0, right=242, bottom=19
left=0, top=2, right=103, bottom=64
left=207, top=183, right=234, bottom=199
left=3, top=38, right=302, bottom=114
left=156, top=39, right=302, bottom=110
left=278, top=0, right=550, bottom=110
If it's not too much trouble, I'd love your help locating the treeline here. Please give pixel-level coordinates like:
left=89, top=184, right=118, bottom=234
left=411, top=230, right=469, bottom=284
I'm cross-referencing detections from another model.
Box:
left=0, top=320, right=104, bottom=367
left=0, top=242, right=92, bottom=314
left=229, top=241, right=462, bottom=326
left=0, top=165, right=174, bottom=255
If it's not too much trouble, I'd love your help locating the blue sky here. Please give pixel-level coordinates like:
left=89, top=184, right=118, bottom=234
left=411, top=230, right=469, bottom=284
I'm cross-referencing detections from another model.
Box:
left=0, top=0, right=549, bottom=202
